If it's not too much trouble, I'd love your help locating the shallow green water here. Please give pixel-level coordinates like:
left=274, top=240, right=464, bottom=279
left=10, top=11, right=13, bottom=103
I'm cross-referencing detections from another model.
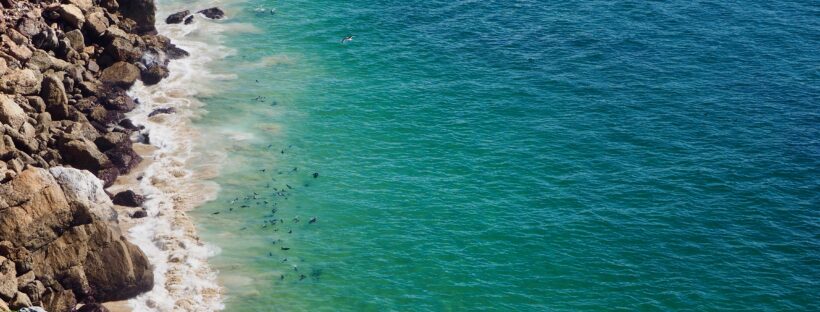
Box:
left=182, top=0, right=819, bottom=310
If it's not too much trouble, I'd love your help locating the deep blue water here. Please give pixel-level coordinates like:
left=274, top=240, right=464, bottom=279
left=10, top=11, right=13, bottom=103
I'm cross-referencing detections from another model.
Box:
left=182, top=0, right=819, bottom=310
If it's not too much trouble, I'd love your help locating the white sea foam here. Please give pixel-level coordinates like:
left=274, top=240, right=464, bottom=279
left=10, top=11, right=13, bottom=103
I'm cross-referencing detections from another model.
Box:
left=115, top=4, right=254, bottom=311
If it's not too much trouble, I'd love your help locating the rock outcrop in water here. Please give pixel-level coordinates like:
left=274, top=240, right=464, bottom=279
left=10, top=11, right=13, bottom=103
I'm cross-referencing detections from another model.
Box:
left=0, top=0, right=185, bottom=310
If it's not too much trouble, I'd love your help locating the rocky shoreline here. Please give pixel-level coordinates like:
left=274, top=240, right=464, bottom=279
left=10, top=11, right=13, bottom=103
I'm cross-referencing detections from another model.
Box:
left=0, top=0, right=196, bottom=311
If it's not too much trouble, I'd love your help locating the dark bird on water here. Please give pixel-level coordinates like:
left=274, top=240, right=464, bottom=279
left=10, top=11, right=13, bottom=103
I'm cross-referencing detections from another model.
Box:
left=281, top=247, right=290, bottom=250
left=313, top=172, right=319, bottom=178
left=309, top=217, right=317, bottom=224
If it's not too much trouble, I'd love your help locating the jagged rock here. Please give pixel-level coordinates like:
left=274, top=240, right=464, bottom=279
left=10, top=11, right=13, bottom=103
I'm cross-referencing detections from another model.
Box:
left=0, top=94, right=26, bottom=129
left=28, top=49, right=71, bottom=72
left=118, top=0, right=156, bottom=33
left=50, top=167, right=118, bottom=222
left=167, top=45, right=189, bottom=59
left=95, top=131, right=128, bottom=151
left=65, top=29, right=85, bottom=51
left=0, top=167, right=154, bottom=309
left=166, top=10, right=190, bottom=24
left=100, top=87, right=136, bottom=111
left=141, top=64, right=169, bottom=85
left=9, top=291, right=32, bottom=309
left=0, top=68, right=42, bottom=95
left=0, top=58, right=6, bottom=76
left=103, top=37, right=139, bottom=64
left=4, top=37, right=32, bottom=61
left=15, top=17, right=43, bottom=38
left=19, top=280, right=46, bottom=306
left=84, top=11, right=110, bottom=38
left=184, top=15, right=194, bottom=25
left=43, top=289, right=76, bottom=312
left=112, top=190, right=144, bottom=207
left=58, top=4, right=86, bottom=28
left=100, top=62, right=140, bottom=87
left=59, top=138, right=111, bottom=173
left=198, top=7, right=225, bottom=19
left=0, top=299, right=8, bottom=312
left=41, top=75, right=70, bottom=120
left=105, top=145, right=141, bottom=174
left=0, top=256, right=16, bottom=300
left=32, top=27, right=59, bottom=50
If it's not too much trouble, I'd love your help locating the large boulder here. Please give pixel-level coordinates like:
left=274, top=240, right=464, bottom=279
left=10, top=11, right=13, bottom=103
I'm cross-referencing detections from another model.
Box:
left=100, top=62, right=140, bottom=88
left=140, top=63, right=169, bottom=85
left=0, top=95, right=26, bottom=129
left=0, top=68, right=42, bottom=95
left=166, top=10, right=190, bottom=24
left=103, top=37, right=140, bottom=64
left=58, top=4, right=86, bottom=28
left=58, top=138, right=111, bottom=173
left=41, top=75, right=70, bottom=120
left=118, top=0, right=156, bottom=33
left=49, top=167, right=118, bottom=223
left=0, top=167, right=154, bottom=309
left=0, top=256, right=16, bottom=301
left=100, top=87, right=136, bottom=111
left=84, top=11, right=110, bottom=38
left=65, top=29, right=85, bottom=51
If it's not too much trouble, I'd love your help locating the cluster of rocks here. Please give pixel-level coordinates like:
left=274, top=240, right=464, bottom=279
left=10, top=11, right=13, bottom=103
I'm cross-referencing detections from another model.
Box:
left=165, top=7, right=225, bottom=25
left=0, top=0, right=190, bottom=310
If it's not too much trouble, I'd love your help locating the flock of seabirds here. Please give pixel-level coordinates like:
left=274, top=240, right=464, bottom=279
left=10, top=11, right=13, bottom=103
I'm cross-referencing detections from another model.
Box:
left=209, top=142, right=323, bottom=282
left=200, top=5, right=354, bottom=284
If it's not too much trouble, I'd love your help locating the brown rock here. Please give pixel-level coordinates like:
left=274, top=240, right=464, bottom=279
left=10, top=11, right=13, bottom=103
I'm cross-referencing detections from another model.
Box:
left=9, top=291, right=32, bottom=310
left=59, top=139, right=111, bottom=173
left=41, top=75, right=70, bottom=120
left=0, top=94, right=27, bottom=129
left=103, top=37, right=139, bottom=64
left=43, top=289, right=77, bottom=312
left=65, top=29, right=85, bottom=51
left=105, top=145, right=141, bottom=174
left=84, top=11, right=110, bottom=38
left=67, top=0, right=94, bottom=12
left=0, top=256, right=16, bottom=300
left=100, top=87, right=136, bottom=111
left=100, top=62, right=139, bottom=88
left=141, top=64, right=169, bottom=85
left=0, top=68, right=42, bottom=95
left=0, top=167, right=154, bottom=309
left=58, top=4, right=86, bottom=28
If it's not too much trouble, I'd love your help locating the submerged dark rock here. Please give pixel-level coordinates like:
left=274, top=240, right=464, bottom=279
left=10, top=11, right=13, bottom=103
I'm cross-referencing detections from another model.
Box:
left=198, top=7, right=225, bottom=19
left=148, top=107, right=176, bottom=117
left=166, top=10, right=191, bottom=24
left=112, top=190, right=145, bottom=207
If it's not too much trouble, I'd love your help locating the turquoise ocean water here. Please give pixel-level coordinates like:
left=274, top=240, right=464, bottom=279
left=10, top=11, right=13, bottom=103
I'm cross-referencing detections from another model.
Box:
left=176, top=0, right=819, bottom=310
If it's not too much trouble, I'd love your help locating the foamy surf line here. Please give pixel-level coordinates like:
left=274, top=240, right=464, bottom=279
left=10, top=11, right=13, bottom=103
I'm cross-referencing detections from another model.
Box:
left=113, top=4, right=249, bottom=311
